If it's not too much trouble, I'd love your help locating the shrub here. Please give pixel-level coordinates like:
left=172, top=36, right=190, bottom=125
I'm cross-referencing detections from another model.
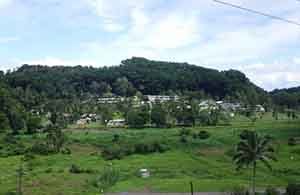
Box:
left=288, top=138, right=297, bottom=146
left=198, top=130, right=210, bottom=139
left=180, top=135, right=188, bottom=143
left=92, top=166, right=119, bottom=190
left=102, top=141, right=169, bottom=160
left=23, top=153, right=35, bottom=161
left=69, top=164, right=81, bottom=174
left=286, top=183, right=300, bottom=195
left=45, top=168, right=53, bottom=173
left=61, top=147, right=71, bottom=155
left=192, top=133, right=198, bottom=139
left=230, top=185, right=249, bottom=195
left=30, top=142, right=51, bottom=155
left=265, top=186, right=280, bottom=195
left=112, top=134, right=120, bottom=142
left=225, top=148, right=235, bottom=157
left=179, top=128, right=191, bottom=136
left=102, top=145, right=124, bottom=160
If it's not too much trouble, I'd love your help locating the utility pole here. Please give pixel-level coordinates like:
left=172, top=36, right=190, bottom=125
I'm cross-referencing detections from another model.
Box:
left=16, top=162, right=24, bottom=195
left=190, top=181, right=194, bottom=195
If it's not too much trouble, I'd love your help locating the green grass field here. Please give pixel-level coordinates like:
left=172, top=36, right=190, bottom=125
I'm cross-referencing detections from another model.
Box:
left=0, top=113, right=300, bottom=194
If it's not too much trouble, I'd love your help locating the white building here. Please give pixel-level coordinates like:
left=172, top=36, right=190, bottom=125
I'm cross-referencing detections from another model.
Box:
left=146, top=95, right=179, bottom=103
left=107, top=119, right=126, bottom=127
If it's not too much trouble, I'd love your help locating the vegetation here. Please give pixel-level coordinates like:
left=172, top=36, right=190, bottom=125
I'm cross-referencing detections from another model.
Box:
left=233, top=130, right=277, bottom=194
left=0, top=114, right=299, bottom=194
left=0, top=58, right=299, bottom=194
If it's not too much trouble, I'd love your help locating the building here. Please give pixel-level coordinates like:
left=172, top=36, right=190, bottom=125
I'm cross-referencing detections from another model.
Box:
left=146, top=95, right=179, bottom=103
left=199, top=100, right=218, bottom=111
left=256, top=105, right=266, bottom=112
left=107, top=119, right=126, bottom=127
left=97, top=97, right=125, bottom=104
left=218, top=102, right=242, bottom=111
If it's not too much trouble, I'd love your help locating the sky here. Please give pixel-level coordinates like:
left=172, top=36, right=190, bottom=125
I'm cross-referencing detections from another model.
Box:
left=0, top=0, right=300, bottom=91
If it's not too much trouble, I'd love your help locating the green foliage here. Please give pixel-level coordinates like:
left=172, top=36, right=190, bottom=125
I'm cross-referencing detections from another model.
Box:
left=92, top=166, right=120, bottom=191
left=180, top=135, right=188, bottom=143
left=198, top=130, right=210, bottom=139
left=151, top=104, right=167, bottom=127
left=230, top=185, right=249, bottom=195
left=288, top=138, right=297, bottom=146
left=127, top=107, right=149, bottom=128
left=265, top=186, right=280, bottom=195
left=112, top=134, right=120, bottom=142
left=0, top=112, right=10, bottom=132
left=102, top=141, right=169, bottom=160
left=26, top=113, right=42, bottom=134
left=233, top=130, right=276, bottom=194
left=286, top=183, right=300, bottom=195
left=46, top=126, right=65, bottom=153
left=69, top=164, right=81, bottom=174
left=5, top=58, right=270, bottom=106
left=179, top=128, right=191, bottom=136
left=113, top=77, right=136, bottom=97
left=30, top=142, right=52, bottom=155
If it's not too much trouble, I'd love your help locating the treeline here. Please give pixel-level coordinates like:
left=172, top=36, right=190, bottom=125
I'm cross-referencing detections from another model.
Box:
left=4, top=57, right=269, bottom=104
left=0, top=57, right=299, bottom=133
left=271, top=87, right=300, bottom=110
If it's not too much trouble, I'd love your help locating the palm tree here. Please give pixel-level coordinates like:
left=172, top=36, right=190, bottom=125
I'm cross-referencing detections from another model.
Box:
left=233, top=130, right=276, bottom=195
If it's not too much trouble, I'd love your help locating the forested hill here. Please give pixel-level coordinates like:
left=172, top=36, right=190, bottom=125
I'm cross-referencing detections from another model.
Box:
left=5, top=57, right=268, bottom=104
left=271, top=87, right=300, bottom=109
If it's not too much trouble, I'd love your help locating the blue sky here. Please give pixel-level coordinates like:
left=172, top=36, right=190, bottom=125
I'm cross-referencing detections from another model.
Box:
left=0, top=0, right=300, bottom=91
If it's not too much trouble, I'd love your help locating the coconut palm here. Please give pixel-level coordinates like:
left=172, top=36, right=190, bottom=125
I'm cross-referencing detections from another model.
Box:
left=233, top=130, right=276, bottom=195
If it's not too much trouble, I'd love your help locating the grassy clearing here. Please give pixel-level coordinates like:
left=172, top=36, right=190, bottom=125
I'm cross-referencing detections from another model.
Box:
left=0, top=114, right=299, bottom=194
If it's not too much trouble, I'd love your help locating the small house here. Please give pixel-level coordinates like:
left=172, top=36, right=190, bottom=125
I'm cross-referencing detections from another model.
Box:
left=107, top=119, right=126, bottom=127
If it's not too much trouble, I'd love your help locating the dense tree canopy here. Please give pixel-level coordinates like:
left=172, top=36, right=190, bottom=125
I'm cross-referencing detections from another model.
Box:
left=4, top=57, right=269, bottom=105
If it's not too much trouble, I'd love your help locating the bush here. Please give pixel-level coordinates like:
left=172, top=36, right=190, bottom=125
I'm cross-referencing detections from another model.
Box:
left=102, top=141, right=169, bottom=160
left=112, top=134, right=120, bottom=142
left=286, top=183, right=300, bottom=195
left=198, top=130, right=210, bottom=139
left=288, top=138, right=297, bottom=146
left=23, top=153, right=35, bottom=161
left=61, top=147, right=71, bottom=155
left=69, top=164, right=82, bottom=174
left=192, top=133, right=198, bottom=139
left=180, top=135, right=188, bottom=143
left=102, top=145, right=124, bottom=160
left=265, top=186, right=280, bottom=195
left=92, top=166, right=119, bottom=190
left=30, top=142, right=51, bottom=155
left=225, top=148, right=235, bottom=157
left=230, top=185, right=249, bottom=195
left=179, top=128, right=191, bottom=136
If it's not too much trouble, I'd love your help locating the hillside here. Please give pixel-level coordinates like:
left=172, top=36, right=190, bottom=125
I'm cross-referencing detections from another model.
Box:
left=271, top=87, right=300, bottom=109
left=5, top=57, right=269, bottom=105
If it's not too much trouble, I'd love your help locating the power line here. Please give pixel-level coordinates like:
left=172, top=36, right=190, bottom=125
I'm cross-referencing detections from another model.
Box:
left=212, top=0, right=300, bottom=27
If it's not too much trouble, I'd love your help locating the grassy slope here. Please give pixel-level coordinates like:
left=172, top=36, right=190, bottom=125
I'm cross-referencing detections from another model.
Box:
left=0, top=113, right=300, bottom=194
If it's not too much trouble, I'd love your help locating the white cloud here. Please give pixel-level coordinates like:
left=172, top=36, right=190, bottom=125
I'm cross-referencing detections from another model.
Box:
left=141, top=13, right=200, bottom=49
left=23, top=57, right=97, bottom=66
left=238, top=61, right=300, bottom=91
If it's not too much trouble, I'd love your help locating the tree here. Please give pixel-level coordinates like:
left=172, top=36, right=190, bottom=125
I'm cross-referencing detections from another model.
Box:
left=113, top=77, right=136, bottom=97
left=8, top=112, right=25, bottom=135
left=0, top=112, right=10, bottom=132
left=127, top=108, right=149, bottom=128
left=151, top=104, right=167, bottom=127
left=46, top=126, right=65, bottom=153
left=98, top=105, right=113, bottom=127
left=26, top=113, right=42, bottom=134
left=233, top=130, right=276, bottom=195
